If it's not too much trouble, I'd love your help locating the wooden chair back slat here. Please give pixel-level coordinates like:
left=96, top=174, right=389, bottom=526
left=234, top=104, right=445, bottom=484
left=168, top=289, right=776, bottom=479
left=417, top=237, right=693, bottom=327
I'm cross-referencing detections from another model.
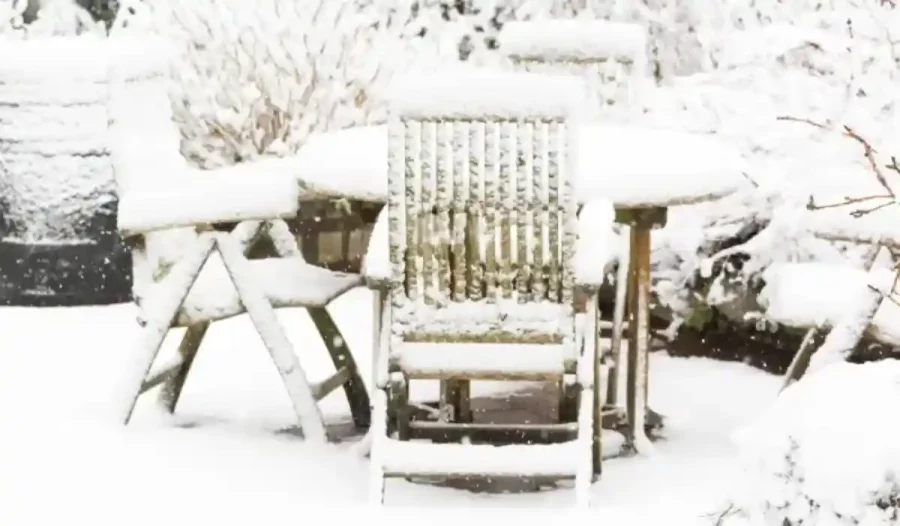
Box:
left=389, top=118, right=576, bottom=330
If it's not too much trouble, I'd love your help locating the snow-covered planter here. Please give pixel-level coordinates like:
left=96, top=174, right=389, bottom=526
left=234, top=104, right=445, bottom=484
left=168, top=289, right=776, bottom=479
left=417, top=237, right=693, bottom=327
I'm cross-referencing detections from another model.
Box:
left=725, top=361, right=900, bottom=525
left=0, top=34, right=131, bottom=305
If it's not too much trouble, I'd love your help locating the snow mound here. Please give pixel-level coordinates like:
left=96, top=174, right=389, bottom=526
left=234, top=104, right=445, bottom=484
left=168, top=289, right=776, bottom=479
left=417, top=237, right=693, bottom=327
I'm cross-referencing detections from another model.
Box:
left=729, top=361, right=900, bottom=525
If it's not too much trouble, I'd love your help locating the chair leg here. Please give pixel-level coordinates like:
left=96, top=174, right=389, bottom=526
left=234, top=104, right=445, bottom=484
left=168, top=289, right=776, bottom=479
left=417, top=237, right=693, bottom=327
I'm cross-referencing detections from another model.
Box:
left=606, top=229, right=631, bottom=408
left=368, top=388, right=388, bottom=505
left=216, top=233, right=329, bottom=443
left=308, top=307, right=371, bottom=430
left=579, top=294, right=598, bottom=505
left=158, top=321, right=210, bottom=413
left=115, top=235, right=217, bottom=424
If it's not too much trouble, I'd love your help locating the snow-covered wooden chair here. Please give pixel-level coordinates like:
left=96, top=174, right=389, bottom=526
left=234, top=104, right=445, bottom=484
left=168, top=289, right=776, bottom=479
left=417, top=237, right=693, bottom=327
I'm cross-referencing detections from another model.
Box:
left=106, top=36, right=368, bottom=441
left=366, top=70, right=606, bottom=507
left=499, top=18, right=648, bottom=120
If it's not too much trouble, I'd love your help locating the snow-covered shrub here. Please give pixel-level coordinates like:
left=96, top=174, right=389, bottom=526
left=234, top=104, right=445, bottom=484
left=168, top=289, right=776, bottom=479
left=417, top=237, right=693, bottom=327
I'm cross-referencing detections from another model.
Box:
left=724, top=360, right=900, bottom=525
left=642, top=0, right=900, bottom=331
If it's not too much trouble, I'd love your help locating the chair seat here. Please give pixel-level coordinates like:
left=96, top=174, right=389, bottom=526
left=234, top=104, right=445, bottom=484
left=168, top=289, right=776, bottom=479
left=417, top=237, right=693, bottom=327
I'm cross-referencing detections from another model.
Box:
left=172, top=255, right=362, bottom=326
left=396, top=299, right=573, bottom=341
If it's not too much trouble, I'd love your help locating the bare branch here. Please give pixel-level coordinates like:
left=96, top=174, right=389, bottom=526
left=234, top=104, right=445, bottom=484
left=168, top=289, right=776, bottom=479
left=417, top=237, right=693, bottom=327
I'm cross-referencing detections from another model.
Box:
left=779, top=116, right=899, bottom=219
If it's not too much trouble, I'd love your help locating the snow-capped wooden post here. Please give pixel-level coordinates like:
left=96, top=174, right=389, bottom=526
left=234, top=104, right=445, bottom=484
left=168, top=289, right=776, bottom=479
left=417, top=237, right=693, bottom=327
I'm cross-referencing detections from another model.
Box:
left=0, top=36, right=131, bottom=306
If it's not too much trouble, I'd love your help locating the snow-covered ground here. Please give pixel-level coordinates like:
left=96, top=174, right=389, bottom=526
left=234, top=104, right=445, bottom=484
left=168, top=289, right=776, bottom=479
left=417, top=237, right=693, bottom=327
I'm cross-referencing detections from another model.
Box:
left=0, top=288, right=780, bottom=523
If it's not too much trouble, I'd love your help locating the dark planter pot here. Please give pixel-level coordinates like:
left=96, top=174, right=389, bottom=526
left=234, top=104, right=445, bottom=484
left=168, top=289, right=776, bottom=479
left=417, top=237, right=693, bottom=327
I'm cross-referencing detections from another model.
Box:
left=0, top=52, right=132, bottom=307
left=0, top=202, right=131, bottom=307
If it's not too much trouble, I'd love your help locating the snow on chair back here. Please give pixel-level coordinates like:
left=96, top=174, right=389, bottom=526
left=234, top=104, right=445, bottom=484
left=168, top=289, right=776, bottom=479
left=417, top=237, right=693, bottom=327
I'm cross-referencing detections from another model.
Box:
left=499, top=19, right=647, bottom=118
left=386, top=70, right=587, bottom=344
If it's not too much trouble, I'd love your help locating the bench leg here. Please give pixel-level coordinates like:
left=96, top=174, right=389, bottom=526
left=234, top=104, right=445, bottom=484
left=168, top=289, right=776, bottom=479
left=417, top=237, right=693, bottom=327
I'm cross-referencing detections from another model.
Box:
left=308, top=307, right=371, bottom=430
left=158, top=321, right=210, bottom=413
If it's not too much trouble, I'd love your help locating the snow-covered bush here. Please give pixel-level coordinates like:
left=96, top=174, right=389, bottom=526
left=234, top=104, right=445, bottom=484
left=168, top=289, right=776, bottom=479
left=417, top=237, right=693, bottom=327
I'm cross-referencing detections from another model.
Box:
left=641, top=0, right=900, bottom=331
left=724, top=360, right=900, bottom=525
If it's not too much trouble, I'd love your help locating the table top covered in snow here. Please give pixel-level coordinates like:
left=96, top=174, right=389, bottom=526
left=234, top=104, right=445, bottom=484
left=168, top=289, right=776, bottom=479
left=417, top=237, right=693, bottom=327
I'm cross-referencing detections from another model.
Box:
left=291, top=123, right=747, bottom=208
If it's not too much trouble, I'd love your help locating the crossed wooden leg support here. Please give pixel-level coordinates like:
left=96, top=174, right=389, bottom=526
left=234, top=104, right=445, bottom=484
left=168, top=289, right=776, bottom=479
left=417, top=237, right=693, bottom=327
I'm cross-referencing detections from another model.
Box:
left=113, top=220, right=369, bottom=442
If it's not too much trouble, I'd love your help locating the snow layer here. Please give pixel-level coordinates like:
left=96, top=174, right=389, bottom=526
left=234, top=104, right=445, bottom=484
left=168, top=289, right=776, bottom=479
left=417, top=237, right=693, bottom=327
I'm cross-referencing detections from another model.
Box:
left=117, top=172, right=300, bottom=236
left=730, top=361, right=900, bottom=525
left=499, top=19, right=646, bottom=63
left=805, top=200, right=900, bottom=247
left=0, top=34, right=175, bottom=83
left=294, top=123, right=746, bottom=208
left=0, top=297, right=779, bottom=518
left=574, top=199, right=619, bottom=285
left=576, top=124, right=747, bottom=207
left=387, top=68, right=589, bottom=120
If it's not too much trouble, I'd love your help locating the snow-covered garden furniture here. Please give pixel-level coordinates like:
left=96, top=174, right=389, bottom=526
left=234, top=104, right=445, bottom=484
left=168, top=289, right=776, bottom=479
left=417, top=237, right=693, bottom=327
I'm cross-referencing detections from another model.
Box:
left=290, top=91, right=747, bottom=464
left=366, top=70, right=605, bottom=506
left=499, top=19, right=647, bottom=120
left=107, top=36, right=369, bottom=440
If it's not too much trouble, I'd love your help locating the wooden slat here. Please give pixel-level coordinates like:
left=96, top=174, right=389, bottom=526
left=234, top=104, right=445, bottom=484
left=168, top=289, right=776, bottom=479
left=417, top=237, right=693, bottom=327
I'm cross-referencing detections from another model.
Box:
left=547, top=120, right=561, bottom=303
left=516, top=121, right=532, bottom=302
left=451, top=121, right=468, bottom=301
left=498, top=121, right=515, bottom=299
left=403, top=120, right=421, bottom=301
left=436, top=120, right=453, bottom=304
left=421, top=120, right=437, bottom=305
left=484, top=121, right=499, bottom=301
left=559, top=121, right=576, bottom=308
left=311, top=366, right=353, bottom=401
left=532, top=121, right=547, bottom=301
left=140, top=355, right=184, bottom=394
left=467, top=122, right=485, bottom=301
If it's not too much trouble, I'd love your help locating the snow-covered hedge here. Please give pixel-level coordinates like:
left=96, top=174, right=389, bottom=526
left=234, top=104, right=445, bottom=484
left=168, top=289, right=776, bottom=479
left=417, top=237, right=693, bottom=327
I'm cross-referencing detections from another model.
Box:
left=724, top=360, right=900, bottom=525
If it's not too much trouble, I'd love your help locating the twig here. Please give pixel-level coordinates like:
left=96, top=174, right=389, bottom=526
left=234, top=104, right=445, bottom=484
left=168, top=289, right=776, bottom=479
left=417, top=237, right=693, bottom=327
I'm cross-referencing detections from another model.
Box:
left=777, top=116, right=896, bottom=197
left=806, top=193, right=893, bottom=212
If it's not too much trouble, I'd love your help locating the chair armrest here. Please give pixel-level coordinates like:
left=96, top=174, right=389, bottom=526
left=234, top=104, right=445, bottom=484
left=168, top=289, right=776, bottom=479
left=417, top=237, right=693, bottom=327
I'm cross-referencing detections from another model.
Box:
left=574, top=199, right=620, bottom=291
left=362, top=206, right=391, bottom=290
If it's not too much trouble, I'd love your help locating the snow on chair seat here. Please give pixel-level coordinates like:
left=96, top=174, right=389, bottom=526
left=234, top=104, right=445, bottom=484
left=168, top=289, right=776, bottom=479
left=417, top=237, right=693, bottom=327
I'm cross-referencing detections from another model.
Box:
left=394, top=342, right=569, bottom=380
left=174, top=256, right=362, bottom=326
left=760, top=262, right=900, bottom=346
left=369, top=69, right=597, bottom=507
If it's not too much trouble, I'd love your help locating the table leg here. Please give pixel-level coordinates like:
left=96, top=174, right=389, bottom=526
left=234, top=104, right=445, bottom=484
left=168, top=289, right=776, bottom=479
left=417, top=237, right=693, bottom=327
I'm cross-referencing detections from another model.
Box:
left=625, top=226, right=652, bottom=452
